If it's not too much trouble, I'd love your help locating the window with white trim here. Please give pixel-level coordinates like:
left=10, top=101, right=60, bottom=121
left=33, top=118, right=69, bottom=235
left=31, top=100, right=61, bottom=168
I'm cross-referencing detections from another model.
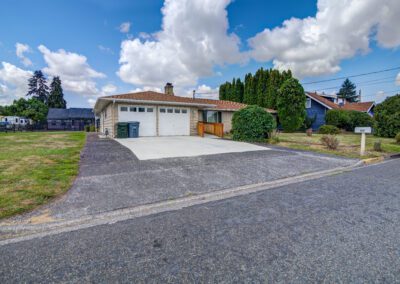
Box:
left=120, top=106, right=128, bottom=112
left=306, top=98, right=312, bottom=109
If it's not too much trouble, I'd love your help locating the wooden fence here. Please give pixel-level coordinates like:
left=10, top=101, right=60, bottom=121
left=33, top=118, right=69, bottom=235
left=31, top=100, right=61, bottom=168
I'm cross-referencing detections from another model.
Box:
left=197, top=122, right=224, bottom=138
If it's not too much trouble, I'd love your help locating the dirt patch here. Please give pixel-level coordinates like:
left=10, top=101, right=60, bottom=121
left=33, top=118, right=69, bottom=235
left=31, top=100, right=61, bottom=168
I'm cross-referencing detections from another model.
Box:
left=28, top=210, right=56, bottom=224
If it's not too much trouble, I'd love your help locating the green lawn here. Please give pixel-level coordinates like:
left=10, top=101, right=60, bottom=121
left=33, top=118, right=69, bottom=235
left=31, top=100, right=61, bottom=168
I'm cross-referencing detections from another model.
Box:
left=0, top=131, right=86, bottom=219
left=276, top=132, right=400, bottom=158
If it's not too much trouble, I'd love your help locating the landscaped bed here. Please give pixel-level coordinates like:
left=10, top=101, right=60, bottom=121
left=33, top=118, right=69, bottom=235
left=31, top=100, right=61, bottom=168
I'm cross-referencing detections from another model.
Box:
left=0, top=131, right=86, bottom=219
left=276, top=132, right=400, bottom=158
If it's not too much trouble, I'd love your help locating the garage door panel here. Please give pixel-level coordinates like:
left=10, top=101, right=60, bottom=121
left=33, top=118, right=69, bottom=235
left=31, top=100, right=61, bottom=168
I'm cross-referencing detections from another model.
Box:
left=159, top=107, right=190, bottom=136
left=118, top=105, right=156, bottom=136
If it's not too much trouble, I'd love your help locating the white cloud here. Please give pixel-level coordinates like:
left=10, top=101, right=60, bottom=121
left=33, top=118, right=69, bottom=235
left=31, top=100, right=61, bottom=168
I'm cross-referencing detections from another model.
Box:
left=98, top=45, right=114, bottom=55
left=117, top=0, right=244, bottom=91
left=375, top=90, right=387, bottom=102
left=87, top=84, right=118, bottom=107
left=38, top=45, right=105, bottom=97
left=396, top=73, right=400, bottom=85
left=0, top=62, right=32, bottom=104
left=189, top=84, right=219, bottom=99
left=15, top=43, right=32, bottom=66
left=248, top=0, right=400, bottom=78
left=0, top=62, right=32, bottom=105
left=119, top=22, right=131, bottom=33
left=130, top=86, right=162, bottom=93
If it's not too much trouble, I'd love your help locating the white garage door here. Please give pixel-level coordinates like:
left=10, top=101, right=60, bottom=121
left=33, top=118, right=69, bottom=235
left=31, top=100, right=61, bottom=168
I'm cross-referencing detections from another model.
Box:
left=159, top=107, right=190, bottom=136
left=118, top=105, right=156, bottom=136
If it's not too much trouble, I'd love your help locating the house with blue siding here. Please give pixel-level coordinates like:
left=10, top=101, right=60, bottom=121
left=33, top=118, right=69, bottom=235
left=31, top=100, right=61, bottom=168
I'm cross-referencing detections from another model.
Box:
left=305, top=92, right=375, bottom=130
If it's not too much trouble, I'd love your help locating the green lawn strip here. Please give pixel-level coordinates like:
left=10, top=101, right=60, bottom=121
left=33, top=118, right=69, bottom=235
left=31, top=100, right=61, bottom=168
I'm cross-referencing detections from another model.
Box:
left=0, top=132, right=86, bottom=219
left=277, top=133, right=400, bottom=158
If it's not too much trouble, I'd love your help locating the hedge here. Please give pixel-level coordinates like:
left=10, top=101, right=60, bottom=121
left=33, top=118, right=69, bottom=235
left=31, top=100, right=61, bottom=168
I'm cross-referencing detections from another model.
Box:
left=325, top=109, right=373, bottom=131
left=374, top=95, right=400, bottom=138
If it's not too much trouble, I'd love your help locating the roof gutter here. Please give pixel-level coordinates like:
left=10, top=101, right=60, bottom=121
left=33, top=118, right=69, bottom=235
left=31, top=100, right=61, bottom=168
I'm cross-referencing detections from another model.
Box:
left=306, top=93, right=334, bottom=110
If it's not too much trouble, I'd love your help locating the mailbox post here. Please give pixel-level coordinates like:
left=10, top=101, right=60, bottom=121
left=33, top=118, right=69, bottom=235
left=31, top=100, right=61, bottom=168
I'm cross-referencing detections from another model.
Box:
left=354, top=127, right=372, bottom=156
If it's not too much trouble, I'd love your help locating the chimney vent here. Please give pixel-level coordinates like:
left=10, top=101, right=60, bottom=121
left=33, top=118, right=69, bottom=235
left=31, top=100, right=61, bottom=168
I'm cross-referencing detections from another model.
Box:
left=164, top=82, right=174, bottom=95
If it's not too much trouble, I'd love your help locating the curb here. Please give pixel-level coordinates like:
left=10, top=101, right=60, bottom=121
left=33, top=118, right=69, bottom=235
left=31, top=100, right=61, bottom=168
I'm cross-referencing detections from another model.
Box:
left=0, top=159, right=365, bottom=246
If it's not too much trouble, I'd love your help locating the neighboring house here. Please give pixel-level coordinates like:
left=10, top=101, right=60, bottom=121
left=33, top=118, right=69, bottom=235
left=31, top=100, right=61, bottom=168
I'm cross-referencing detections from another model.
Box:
left=94, top=83, right=276, bottom=138
left=47, top=108, right=95, bottom=131
left=0, top=116, right=31, bottom=126
left=305, top=92, right=375, bottom=130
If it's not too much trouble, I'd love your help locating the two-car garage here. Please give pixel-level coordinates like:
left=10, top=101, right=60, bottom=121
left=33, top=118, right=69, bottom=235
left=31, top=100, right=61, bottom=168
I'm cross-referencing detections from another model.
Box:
left=118, top=105, right=190, bottom=137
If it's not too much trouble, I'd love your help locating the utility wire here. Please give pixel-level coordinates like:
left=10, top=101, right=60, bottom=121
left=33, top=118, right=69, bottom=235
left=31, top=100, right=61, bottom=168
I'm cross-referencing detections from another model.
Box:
left=302, top=66, right=400, bottom=85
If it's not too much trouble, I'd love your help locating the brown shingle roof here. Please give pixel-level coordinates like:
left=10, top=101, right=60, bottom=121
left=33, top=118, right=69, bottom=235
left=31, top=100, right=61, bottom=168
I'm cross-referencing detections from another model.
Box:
left=341, top=101, right=374, bottom=112
left=101, top=91, right=276, bottom=112
left=306, top=92, right=339, bottom=109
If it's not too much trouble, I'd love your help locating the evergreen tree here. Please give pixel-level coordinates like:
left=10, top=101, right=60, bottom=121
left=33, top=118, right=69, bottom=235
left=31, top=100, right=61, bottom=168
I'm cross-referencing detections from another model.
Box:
left=219, top=83, right=227, bottom=100
left=243, top=73, right=254, bottom=104
left=27, top=70, right=49, bottom=103
left=235, top=78, right=244, bottom=103
left=337, top=78, right=358, bottom=102
left=48, top=76, right=67, bottom=108
left=276, top=78, right=306, bottom=132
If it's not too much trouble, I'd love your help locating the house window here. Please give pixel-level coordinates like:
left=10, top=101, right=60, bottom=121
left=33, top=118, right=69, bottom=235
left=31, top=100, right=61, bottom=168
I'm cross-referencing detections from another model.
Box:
left=147, top=108, right=154, bottom=112
left=306, top=98, right=312, bottom=109
left=167, top=108, right=173, bottom=113
left=120, top=106, right=128, bottom=112
left=130, top=107, right=137, bottom=112
left=182, top=109, right=187, bottom=114
left=15, top=118, right=19, bottom=123
left=51, top=120, right=56, bottom=126
left=203, top=111, right=221, bottom=123
left=174, top=109, right=180, bottom=113
left=160, top=108, right=166, bottom=113
left=138, top=107, right=145, bottom=112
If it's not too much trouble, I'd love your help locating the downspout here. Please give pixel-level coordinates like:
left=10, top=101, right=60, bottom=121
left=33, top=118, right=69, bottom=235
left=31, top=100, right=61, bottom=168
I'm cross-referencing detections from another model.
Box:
left=113, top=99, right=116, bottom=138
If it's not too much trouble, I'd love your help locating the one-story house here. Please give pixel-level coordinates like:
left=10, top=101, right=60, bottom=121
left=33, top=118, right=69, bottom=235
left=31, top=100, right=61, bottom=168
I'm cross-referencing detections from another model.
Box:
left=305, top=92, right=375, bottom=130
left=94, top=83, right=276, bottom=137
left=47, top=108, right=95, bottom=131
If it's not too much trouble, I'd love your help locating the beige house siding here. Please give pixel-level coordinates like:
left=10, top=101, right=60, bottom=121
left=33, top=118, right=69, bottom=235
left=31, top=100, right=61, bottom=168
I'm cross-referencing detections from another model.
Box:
left=99, top=103, right=118, bottom=137
left=221, top=111, right=234, bottom=133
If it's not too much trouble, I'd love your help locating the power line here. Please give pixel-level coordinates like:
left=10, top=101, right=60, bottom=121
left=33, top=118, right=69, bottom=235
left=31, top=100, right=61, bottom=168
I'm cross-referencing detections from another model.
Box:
left=314, top=78, right=397, bottom=91
left=302, top=66, right=400, bottom=85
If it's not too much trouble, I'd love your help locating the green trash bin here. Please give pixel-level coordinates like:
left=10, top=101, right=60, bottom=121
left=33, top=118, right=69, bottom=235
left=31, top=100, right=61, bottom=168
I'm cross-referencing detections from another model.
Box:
left=116, top=122, right=129, bottom=138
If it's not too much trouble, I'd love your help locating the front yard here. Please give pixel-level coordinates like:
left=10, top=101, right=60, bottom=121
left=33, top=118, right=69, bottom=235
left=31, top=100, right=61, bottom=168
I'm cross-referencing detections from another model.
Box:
left=0, top=131, right=85, bottom=219
left=276, top=132, right=400, bottom=158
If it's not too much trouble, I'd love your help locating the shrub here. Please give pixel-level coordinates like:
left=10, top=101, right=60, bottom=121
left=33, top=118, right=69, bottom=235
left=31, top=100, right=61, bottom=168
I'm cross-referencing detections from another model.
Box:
left=325, top=110, right=350, bottom=129
left=320, top=135, right=339, bottom=150
left=373, top=141, right=382, bottom=152
left=374, top=94, right=400, bottom=137
left=396, top=133, right=400, bottom=144
left=84, top=125, right=90, bottom=132
left=348, top=111, right=374, bottom=130
left=319, top=125, right=340, bottom=135
left=232, top=105, right=276, bottom=142
left=90, top=125, right=96, bottom=132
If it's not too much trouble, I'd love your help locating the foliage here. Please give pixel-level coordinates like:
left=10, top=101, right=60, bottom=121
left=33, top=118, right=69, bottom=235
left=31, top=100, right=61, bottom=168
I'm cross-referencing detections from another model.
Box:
left=303, top=114, right=316, bottom=130
left=337, top=78, right=358, bottom=103
left=320, top=135, right=339, bottom=150
left=219, top=68, right=293, bottom=109
left=2, top=98, right=48, bottom=122
left=0, top=105, right=5, bottom=115
left=27, top=70, right=50, bottom=103
left=232, top=105, right=276, bottom=141
left=90, top=125, right=96, bottom=132
left=276, top=78, right=306, bottom=132
left=319, top=125, right=341, bottom=135
left=326, top=109, right=373, bottom=131
left=396, top=133, right=400, bottom=144
left=48, top=76, right=67, bottom=108
left=374, top=94, right=400, bottom=138
left=373, top=141, right=382, bottom=152
left=85, top=125, right=91, bottom=132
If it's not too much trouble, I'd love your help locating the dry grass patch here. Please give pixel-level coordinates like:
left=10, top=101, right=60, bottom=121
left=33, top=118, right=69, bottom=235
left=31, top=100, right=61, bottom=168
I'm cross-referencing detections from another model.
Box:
left=0, top=131, right=86, bottom=219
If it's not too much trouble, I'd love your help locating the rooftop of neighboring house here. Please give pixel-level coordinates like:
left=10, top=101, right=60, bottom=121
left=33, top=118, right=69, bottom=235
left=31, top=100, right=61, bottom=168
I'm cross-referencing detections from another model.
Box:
left=47, top=108, right=95, bottom=120
left=95, top=83, right=276, bottom=114
left=306, top=92, right=374, bottom=112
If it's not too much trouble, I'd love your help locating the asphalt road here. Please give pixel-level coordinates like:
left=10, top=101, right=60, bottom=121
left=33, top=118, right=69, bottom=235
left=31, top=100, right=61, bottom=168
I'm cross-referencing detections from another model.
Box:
left=1, top=159, right=399, bottom=283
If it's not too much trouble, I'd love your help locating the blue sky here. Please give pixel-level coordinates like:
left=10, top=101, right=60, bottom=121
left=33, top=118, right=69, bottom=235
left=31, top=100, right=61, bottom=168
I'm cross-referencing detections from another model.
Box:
left=0, top=0, right=399, bottom=107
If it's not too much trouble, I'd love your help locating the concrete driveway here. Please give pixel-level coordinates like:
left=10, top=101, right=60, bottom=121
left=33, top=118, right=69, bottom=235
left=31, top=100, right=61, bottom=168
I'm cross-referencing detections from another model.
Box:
left=115, top=136, right=268, bottom=160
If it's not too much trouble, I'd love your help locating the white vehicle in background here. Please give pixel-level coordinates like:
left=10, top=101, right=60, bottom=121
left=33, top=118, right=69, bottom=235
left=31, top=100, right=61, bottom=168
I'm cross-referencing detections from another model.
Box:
left=0, top=116, right=31, bottom=126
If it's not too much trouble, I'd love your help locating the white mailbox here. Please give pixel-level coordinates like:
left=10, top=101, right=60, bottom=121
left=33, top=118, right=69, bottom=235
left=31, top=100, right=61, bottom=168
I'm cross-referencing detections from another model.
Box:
left=354, top=127, right=372, bottom=134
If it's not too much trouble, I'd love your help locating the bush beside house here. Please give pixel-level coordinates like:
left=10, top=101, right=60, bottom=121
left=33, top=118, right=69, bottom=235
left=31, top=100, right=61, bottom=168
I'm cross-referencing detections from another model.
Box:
left=232, top=105, right=276, bottom=141
left=374, top=95, right=400, bottom=138
left=326, top=109, right=373, bottom=131
left=319, top=125, right=341, bottom=135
